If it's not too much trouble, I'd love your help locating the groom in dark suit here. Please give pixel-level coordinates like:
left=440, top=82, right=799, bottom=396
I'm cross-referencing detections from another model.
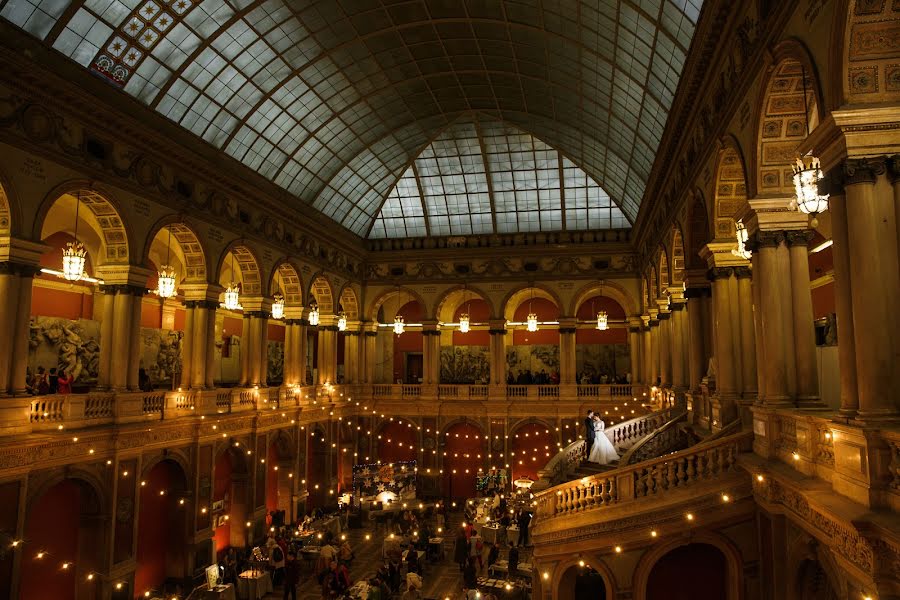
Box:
left=583, top=409, right=595, bottom=460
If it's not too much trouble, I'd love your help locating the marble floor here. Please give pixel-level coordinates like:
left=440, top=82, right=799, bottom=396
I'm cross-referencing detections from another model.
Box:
left=259, top=510, right=532, bottom=600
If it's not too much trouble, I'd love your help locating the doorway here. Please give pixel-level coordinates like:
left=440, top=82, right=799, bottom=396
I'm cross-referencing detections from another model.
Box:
left=405, top=352, right=423, bottom=383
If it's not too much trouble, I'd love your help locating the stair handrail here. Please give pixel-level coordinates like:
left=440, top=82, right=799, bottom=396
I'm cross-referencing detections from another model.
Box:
left=533, top=430, right=753, bottom=522
left=533, top=406, right=679, bottom=490
left=618, top=407, right=688, bottom=466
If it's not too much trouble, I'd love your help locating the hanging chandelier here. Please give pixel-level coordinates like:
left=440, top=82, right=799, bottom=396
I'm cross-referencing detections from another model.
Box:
left=393, top=315, right=405, bottom=335
left=526, top=287, right=538, bottom=332
left=271, top=294, right=285, bottom=320
left=732, top=219, right=752, bottom=260
left=458, top=313, right=470, bottom=333
left=62, top=191, right=86, bottom=281
left=308, top=304, right=320, bottom=326
left=596, top=311, right=608, bottom=331
left=337, top=312, right=347, bottom=331
left=790, top=65, right=828, bottom=224
left=223, top=252, right=241, bottom=310
left=156, top=226, right=177, bottom=298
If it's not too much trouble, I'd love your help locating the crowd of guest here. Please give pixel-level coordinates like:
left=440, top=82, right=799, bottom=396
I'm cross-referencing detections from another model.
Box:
left=25, top=366, right=73, bottom=395
left=506, top=368, right=559, bottom=385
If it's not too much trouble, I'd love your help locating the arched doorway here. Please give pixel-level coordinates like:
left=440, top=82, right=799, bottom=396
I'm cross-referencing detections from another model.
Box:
left=376, top=419, right=418, bottom=463
left=213, top=446, right=250, bottom=558
left=646, top=543, right=727, bottom=600
left=557, top=564, right=609, bottom=600
left=217, top=244, right=264, bottom=386
left=135, top=459, right=190, bottom=598
left=20, top=477, right=107, bottom=600
left=435, top=287, right=491, bottom=384
left=574, top=294, right=628, bottom=384
left=441, top=421, right=486, bottom=501
left=504, top=287, right=560, bottom=384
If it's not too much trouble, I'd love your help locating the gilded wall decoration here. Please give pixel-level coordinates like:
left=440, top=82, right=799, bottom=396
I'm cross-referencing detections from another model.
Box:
left=849, top=66, right=880, bottom=93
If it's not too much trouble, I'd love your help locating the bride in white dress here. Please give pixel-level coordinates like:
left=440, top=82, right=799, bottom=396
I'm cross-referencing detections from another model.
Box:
left=588, top=415, right=619, bottom=464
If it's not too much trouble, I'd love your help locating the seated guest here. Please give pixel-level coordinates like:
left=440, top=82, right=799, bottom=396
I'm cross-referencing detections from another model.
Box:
left=508, top=542, right=519, bottom=578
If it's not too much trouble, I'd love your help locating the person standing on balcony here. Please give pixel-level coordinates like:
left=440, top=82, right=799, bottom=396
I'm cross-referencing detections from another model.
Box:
left=57, top=370, right=72, bottom=394
left=584, top=409, right=596, bottom=459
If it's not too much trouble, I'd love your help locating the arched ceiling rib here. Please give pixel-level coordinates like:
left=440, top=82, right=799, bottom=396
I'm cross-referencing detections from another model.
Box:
left=1, top=0, right=704, bottom=238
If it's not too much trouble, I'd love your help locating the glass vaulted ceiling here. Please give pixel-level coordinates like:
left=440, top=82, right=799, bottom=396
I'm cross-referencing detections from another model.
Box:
left=1, top=0, right=704, bottom=239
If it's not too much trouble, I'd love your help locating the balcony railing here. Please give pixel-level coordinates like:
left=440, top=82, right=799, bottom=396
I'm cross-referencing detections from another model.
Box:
left=15, top=383, right=651, bottom=434
left=534, top=430, right=753, bottom=521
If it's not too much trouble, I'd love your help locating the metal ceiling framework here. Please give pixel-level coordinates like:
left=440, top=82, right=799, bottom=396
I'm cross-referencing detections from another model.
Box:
left=1, top=0, right=703, bottom=239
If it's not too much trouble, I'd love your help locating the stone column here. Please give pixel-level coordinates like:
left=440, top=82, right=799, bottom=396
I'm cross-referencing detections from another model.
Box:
left=0, top=264, right=19, bottom=394
left=110, top=287, right=133, bottom=390
left=754, top=235, right=792, bottom=405
left=786, top=231, right=820, bottom=405
left=421, top=324, right=441, bottom=385
left=259, top=311, right=269, bottom=386
left=362, top=330, right=376, bottom=385
left=735, top=267, right=757, bottom=400
left=669, top=298, right=687, bottom=390
left=239, top=314, right=250, bottom=386
left=318, top=326, right=337, bottom=385
left=843, top=158, right=900, bottom=421
left=828, top=192, right=858, bottom=419
left=488, top=321, right=507, bottom=388
left=127, top=287, right=144, bottom=390
left=628, top=322, right=641, bottom=385
left=649, top=313, right=659, bottom=386
left=557, top=318, right=577, bottom=385
left=97, top=287, right=115, bottom=389
left=685, top=287, right=709, bottom=392
left=191, top=303, right=208, bottom=389
left=709, top=268, right=738, bottom=410
left=656, top=305, right=671, bottom=387
left=283, top=320, right=294, bottom=385
left=204, top=302, right=217, bottom=389
left=182, top=303, right=196, bottom=389
left=750, top=253, right=767, bottom=404
left=10, top=267, right=37, bottom=395
left=343, top=331, right=359, bottom=383
left=246, top=314, right=260, bottom=386
left=641, top=318, right=652, bottom=385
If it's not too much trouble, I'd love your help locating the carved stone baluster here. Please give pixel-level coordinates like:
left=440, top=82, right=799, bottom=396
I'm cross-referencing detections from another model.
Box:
left=668, top=461, right=678, bottom=488
left=686, top=453, right=697, bottom=482
left=717, top=447, right=727, bottom=474
left=609, top=477, right=617, bottom=504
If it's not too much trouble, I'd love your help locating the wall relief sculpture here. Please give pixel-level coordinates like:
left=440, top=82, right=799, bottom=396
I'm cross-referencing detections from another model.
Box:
left=28, top=317, right=100, bottom=383
left=140, top=328, right=182, bottom=385
left=267, top=341, right=284, bottom=383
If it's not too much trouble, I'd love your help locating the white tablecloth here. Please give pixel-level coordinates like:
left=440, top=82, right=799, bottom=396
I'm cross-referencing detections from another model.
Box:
left=236, top=571, right=272, bottom=600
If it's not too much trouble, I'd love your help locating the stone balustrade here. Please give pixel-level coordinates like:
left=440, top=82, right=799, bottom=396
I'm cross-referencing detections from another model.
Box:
left=11, top=383, right=651, bottom=436
left=533, top=431, right=752, bottom=525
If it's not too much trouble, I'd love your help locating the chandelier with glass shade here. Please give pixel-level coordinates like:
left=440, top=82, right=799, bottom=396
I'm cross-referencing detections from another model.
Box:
left=155, top=226, right=177, bottom=298
left=790, top=65, right=829, bottom=226
left=223, top=252, right=241, bottom=310
left=526, top=287, right=538, bottom=332
left=732, top=219, right=752, bottom=260
left=271, top=294, right=285, bottom=320
left=393, top=315, right=405, bottom=335
left=337, top=312, right=347, bottom=331
left=458, top=313, right=470, bottom=333
left=62, top=191, right=87, bottom=281
left=308, top=304, right=320, bottom=326
left=596, top=281, right=608, bottom=331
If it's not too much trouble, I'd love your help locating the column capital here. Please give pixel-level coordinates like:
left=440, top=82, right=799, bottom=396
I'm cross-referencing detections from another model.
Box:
left=656, top=310, right=671, bottom=320
left=321, top=324, right=339, bottom=332
left=648, top=319, right=660, bottom=328
left=364, top=330, right=378, bottom=337
left=0, top=261, right=42, bottom=277
left=668, top=300, right=686, bottom=311
left=488, top=328, right=508, bottom=335
left=103, top=283, right=146, bottom=296
left=785, top=230, right=815, bottom=247
left=245, top=310, right=271, bottom=319
left=628, top=326, right=643, bottom=333
left=421, top=329, right=441, bottom=336
left=96, top=264, right=154, bottom=287
left=842, top=157, right=886, bottom=186
left=684, top=286, right=711, bottom=299
left=750, top=230, right=784, bottom=249
left=733, top=266, right=753, bottom=279
left=707, top=266, right=734, bottom=281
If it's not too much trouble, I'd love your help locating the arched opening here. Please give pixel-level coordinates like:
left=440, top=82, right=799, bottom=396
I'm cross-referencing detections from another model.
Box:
left=370, top=289, right=425, bottom=384
left=0, top=180, right=11, bottom=236
left=436, top=288, right=491, bottom=384
left=508, top=422, right=554, bottom=481
left=557, top=564, right=610, bottom=600
left=671, top=229, right=685, bottom=286
left=646, top=543, right=727, bottom=600
left=29, top=189, right=130, bottom=392
left=687, top=193, right=711, bottom=269
left=574, top=295, right=628, bottom=386
left=441, top=421, right=485, bottom=501
left=306, top=425, right=330, bottom=510
left=20, top=477, right=107, bottom=600
left=308, top=276, right=335, bottom=384
left=267, top=262, right=304, bottom=387
left=505, top=287, right=560, bottom=385
left=336, top=286, right=359, bottom=383
left=217, top=245, right=262, bottom=385
left=213, top=446, right=251, bottom=558
left=135, top=459, right=190, bottom=598
left=266, top=433, right=294, bottom=525
left=376, top=418, right=418, bottom=463
left=713, top=145, right=747, bottom=243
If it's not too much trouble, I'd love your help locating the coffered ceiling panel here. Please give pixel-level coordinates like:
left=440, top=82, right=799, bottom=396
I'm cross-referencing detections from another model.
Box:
left=1, top=0, right=704, bottom=238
